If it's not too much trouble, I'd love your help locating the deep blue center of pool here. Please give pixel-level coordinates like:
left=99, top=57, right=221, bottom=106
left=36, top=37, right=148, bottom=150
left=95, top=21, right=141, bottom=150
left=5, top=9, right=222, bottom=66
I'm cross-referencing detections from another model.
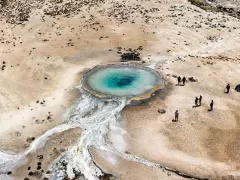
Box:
left=105, top=75, right=137, bottom=88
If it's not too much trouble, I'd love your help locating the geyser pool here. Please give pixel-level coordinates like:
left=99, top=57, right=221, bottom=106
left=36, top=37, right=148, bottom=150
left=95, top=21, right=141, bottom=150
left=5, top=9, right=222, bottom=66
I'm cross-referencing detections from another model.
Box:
left=82, top=64, right=164, bottom=98
left=0, top=65, right=165, bottom=180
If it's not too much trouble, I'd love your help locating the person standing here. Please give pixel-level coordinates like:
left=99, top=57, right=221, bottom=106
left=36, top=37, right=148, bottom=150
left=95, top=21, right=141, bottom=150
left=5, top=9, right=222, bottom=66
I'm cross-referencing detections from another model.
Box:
left=195, top=97, right=199, bottom=107
left=177, top=76, right=181, bottom=86
left=210, top=100, right=214, bottom=111
left=199, top=95, right=202, bottom=106
left=226, top=84, right=230, bottom=93
left=182, top=77, right=186, bottom=86
left=175, top=110, right=179, bottom=122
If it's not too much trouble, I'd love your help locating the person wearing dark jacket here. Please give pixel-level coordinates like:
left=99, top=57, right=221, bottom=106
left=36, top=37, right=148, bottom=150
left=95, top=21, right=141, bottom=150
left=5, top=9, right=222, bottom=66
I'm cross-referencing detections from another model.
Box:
left=175, top=110, right=179, bottom=122
left=182, top=77, right=186, bottom=86
left=195, top=97, right=199, bottom=107
left=199, top=95, right=202, bottom=106
left=210, top=100, right=214, bottom=111
left=177, top=76, right=181, bottom=86
left=226, top=84, right=230, bottom=93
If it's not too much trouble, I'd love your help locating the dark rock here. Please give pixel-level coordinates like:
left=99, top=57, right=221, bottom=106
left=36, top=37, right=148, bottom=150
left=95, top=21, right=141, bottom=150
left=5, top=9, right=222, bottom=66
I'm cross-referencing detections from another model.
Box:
left=37, top=155, right=44, bottom=160
left=235, top=84, right=240, bottom=92
left=46, top=170, right=51, bottom=174
left=188, top=77, right=198, bottom=82
left=32, top=171, right=42, bottom=178
left=158, top=109, right=166, bottom=114
left=120, top=52, right=141, bottom=61
left=26, top=137, right=35, bottom=143
left=99, top=173, right=115, bottom=180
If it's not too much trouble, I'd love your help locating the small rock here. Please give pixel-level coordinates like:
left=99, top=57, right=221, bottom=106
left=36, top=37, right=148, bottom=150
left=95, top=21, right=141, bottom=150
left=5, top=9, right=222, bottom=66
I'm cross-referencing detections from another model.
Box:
left=46, top=170, right=51, bottom=174
left=37, top=155, right=44, bottom=160
left=26, top=137, right=35, bottom=143
left=158, top=109, right=166, bottom=114
left=235, top=84, right=240, bottom=92
left=188, top=77, right=198, bottom=82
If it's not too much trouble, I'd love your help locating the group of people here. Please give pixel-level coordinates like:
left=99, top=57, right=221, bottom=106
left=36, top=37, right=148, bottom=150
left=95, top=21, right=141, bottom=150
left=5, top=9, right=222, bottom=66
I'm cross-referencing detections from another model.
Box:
left=193, top=95, right=214, bottom=110
left=194, top=95, right=202, bottom=107
left=177, top=76, right=186, bottom=86
left=174, top=83, right=232, bottom=122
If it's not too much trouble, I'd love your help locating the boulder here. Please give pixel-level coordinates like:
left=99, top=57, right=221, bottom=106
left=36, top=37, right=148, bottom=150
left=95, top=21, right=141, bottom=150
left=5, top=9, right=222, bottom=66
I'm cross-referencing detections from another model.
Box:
left=188, top=77, right=198, bottom=82
left=158, top=109, right=166, bottom=114
left=235, top=84, right=240, bottom=92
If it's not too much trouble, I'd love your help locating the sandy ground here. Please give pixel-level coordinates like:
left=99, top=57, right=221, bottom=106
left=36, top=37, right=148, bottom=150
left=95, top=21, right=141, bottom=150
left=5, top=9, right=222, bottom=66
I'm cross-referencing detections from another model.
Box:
left=92, top=149, right=184, bottom=180
left=122, top=58, right=240, bottom=179
left=14, top=128, right=81, bottom=180
left=0, top=0, right=240, bottom=179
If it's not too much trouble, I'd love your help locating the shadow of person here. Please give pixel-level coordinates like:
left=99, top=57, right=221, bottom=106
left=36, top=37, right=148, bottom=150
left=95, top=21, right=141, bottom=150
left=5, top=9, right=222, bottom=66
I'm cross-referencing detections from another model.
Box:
left=192, top=105, right=198, bottom=108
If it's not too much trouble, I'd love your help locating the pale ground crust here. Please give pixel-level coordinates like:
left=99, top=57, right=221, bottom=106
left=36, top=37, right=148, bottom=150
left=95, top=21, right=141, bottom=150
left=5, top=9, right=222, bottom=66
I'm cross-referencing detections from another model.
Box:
left=0, top=0, right=240, bottom=179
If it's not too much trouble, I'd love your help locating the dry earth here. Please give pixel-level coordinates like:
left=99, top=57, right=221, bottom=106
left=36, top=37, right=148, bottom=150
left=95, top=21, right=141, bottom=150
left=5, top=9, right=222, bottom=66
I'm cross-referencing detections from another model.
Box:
left=0, top=0, right=240, bottom=179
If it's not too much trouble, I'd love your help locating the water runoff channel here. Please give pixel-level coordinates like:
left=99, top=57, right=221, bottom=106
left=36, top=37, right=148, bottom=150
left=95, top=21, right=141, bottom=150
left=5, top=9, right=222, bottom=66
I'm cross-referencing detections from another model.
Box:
left=0, top=64, right=208, bottom=180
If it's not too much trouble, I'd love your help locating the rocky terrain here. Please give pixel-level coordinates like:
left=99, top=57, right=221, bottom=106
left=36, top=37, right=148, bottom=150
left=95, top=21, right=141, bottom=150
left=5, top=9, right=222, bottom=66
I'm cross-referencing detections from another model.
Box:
left=189, top=0, right=240, bottom=19
left=0, top=0, right=240, bottom=180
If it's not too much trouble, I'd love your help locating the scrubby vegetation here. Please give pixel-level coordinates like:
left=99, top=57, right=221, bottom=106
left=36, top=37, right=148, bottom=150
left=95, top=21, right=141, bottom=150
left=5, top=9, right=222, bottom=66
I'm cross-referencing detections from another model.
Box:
left=188, top=0, right=240, bottom=19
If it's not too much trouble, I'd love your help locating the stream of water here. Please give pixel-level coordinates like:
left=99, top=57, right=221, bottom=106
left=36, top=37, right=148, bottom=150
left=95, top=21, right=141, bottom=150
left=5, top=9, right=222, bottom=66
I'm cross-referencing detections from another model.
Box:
left=0, top=92, right=128, bottom=180
left=48, top=94, right=127, bottom=180
left=0, top=83, right=203, bottom=180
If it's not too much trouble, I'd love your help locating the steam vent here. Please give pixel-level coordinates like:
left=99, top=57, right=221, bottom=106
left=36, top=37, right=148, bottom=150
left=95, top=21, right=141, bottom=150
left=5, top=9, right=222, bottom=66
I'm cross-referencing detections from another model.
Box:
left=81, top=64, right=164, bottom=101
